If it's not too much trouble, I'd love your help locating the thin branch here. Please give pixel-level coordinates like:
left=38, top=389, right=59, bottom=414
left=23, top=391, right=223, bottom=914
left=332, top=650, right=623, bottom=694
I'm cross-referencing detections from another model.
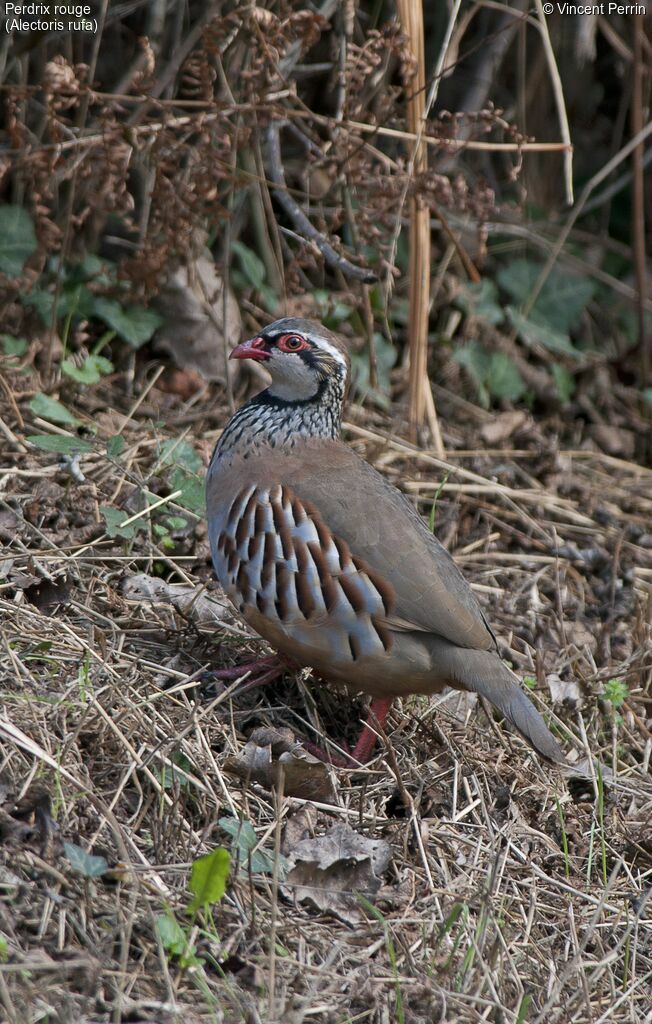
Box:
left=264, top=120, right=378, bottom=284
left=534, top=0, right=574, bottom=204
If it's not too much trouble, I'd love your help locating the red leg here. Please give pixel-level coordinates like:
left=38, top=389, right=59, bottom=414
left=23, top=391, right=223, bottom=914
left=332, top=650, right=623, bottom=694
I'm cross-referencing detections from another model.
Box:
left=207, top=654, right=281, bottom=681
left=301, top=697, right=395, bottom=767
left=350, top=697, right=394, bottom=763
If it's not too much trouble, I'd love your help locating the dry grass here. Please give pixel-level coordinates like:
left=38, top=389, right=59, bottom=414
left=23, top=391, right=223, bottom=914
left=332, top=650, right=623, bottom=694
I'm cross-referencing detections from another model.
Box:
left=0, top=367, right=650, bottom=1024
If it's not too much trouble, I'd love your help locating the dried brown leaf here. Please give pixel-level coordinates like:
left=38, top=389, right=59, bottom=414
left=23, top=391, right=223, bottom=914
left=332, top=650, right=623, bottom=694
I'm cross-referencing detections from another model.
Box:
left=282, top=823, right=392, bottom=925
left=224, top=727, right=336, bottom=802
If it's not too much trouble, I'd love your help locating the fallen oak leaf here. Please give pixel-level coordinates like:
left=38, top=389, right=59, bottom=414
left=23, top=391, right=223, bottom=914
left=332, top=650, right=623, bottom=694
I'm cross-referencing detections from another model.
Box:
left=281, top=823, right=391, bottom=925
left=224, top=726, right=336, bottom=802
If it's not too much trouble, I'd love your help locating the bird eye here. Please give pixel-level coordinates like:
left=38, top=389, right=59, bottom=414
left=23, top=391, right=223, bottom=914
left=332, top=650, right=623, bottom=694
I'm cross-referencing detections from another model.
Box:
left=278, top=334, right=306, bottom=352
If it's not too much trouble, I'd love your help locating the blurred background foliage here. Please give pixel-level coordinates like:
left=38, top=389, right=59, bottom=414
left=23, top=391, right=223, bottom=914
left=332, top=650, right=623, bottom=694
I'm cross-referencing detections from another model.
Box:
left=0, top=2, right=650, bottom=462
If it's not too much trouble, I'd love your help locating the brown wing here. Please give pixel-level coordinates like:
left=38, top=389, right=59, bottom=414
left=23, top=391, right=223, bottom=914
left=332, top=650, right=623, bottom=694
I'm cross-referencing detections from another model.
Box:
left=265, top=440, right=496, bottom=653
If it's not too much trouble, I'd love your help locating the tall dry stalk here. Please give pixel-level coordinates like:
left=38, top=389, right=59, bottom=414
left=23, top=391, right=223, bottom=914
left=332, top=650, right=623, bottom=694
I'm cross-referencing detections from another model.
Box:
left=396, top=0, right=441, bottom=452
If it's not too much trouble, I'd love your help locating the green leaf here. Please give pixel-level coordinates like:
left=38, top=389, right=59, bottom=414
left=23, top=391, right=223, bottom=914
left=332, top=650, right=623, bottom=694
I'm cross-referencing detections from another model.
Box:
left=232, top=240, right=266, bottom=291
left=523, top=676, right=537, bottom=691
left=21, top=288, right=54, bottom=323
left=61, top=354, right=114, bottom=384
left=453, top=341, right=491, bottom=407
left=351, top=332, right=396, bottom=410
left=67, top=254, right=115, bottom=286
left=486, top=352, right=526, bottom=402
left=551, top=364, right=575, bottom=403
left=165, top=515, right=189, bottom=531
left=0, top=334, right=28, bottom=356
left=219, top=815, right=285, bottom=876
left=158, top=438, right=203, bottom=473
left=506, top=308, right=581, bottom=358
left=106, top=435, right=125, bottom=459
left=28, top=434, right=93, bottom=455
left=63, top=841, right=108, bottom=878
left=100, top=505, right=144, bottom=540
left=30, top=393, right=81, bottom=426
left=0, top=205, right=37, bottom=276
left=187, top=847, right=230, bottom=914
left=58, top=284, right=96, bottom=320
left=456, top=279, right=504, bottom=326
left=454, top=342, right=526, bottom=406
left=168, top=467, right=205, bottom=515
left=498, top=259, right=595, bottom=334
left=159, top=750, right=193, bottom=790
left=93, top=297, right=162, bottom=348
left=602, top=678, right=628, bottom=709
left=156, top=912, right=188, bottom=957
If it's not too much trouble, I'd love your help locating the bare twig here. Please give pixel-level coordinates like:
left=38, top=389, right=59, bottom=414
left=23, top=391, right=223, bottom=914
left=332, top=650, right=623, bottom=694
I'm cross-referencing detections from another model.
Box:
left=265, top=120, right=378, bottom=283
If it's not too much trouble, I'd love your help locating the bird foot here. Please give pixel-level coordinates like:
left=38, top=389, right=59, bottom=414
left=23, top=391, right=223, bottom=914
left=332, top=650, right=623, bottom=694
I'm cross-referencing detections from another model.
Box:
left=300, top=696, right=395, bottom=768
left=205, top=654, right=282, bottom=681
left=201, top=653, right=297, bottom=698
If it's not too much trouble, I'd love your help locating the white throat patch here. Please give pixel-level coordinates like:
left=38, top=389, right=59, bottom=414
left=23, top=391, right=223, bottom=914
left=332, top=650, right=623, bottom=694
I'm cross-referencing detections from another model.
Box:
left=267, top=351, right=321, bottom=401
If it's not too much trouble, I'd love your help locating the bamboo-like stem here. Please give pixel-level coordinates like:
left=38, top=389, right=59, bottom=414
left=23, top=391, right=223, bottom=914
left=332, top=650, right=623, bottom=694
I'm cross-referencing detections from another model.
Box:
left=397, top=0, right=443, bottom=453
left=631, top=16, right=648, bottom=385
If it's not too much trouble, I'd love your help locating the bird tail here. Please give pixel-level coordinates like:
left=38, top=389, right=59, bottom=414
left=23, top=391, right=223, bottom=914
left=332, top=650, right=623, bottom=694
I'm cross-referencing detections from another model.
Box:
left=449, top=647, right=565, bottom=763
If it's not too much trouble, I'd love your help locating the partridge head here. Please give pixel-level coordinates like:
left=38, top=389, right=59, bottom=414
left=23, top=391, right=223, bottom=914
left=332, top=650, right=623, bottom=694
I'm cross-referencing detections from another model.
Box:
left=206, top=317, right=564, bottom=766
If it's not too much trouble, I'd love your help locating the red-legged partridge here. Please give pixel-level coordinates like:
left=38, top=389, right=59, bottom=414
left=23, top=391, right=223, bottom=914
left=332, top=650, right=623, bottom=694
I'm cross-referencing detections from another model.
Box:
left=206, top=317, right=565, bottom=766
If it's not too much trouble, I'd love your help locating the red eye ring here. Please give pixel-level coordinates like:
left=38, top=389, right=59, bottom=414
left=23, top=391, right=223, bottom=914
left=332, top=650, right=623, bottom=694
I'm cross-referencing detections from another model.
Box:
left=277, top=334, right=306, bottom=352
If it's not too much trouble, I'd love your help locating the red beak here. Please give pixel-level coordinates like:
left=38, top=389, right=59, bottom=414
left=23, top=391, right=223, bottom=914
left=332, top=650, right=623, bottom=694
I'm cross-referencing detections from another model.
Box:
left=230, top=336, right=270, bottom=361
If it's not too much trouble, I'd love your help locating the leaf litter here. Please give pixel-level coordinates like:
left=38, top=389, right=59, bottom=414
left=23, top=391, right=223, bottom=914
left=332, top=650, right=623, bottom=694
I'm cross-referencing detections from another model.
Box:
left=0, top=336, right=650, bottom=1024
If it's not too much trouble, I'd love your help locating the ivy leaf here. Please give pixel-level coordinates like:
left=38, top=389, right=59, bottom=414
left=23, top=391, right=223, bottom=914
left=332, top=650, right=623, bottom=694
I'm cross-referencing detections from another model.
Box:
left=158, top=438, right=203, bottom=473
left=1, top=334, right=28, bottom=357
left=93, top=297, right=162, bottom=348
left=168, top=468, right=205, bottom=515
left=454, top=342, right=526, bottom=407
left=453, top=341, right=491, bottom=408
left=551, top=364, right=575, bottom=403
left=61, top=354, right=114, bottom=384
left=106, top=435, right=125, bottom=459
left=29, top=393, right=81, bottom=426
left=21, top=288, right=54, bottom=323
left=63, top=841, right=108, bottom=878
left=486, top=352, right=526, bottom=402
left=100, top=505, right=144, bottom=539
left=55, top=283, right=95, bottom=320
left=507, top=308, right=581, bottom=359
left=187, top=847, right=231, bottom=914
left=28, top=435, right=93, bottom=455
left=219, top=816, right=286, bottom=877
left=498, top=259, right=595, bottom=334
left=456, top=279, right=504, bottom=326
left=0, top=205, right=37, bottom=276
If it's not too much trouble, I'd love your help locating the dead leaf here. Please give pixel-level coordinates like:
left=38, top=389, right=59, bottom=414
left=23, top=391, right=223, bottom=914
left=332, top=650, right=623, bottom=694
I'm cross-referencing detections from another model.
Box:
left=154, top=253, right=242, bottom=381
left=21, top=574, right=72, bottom=614
left=156, top=367, right=206, bottom=400
left=480, top=410, right=528, bottom=445
left=589, top=424, right=636, bottom=459
left=281, top=823, right=392, bottom=924
left=0, top=508, right=20, bottom=543
left=1, top=783, right=58, bottom=854
left=121, top=573, right=233, bottom=626
left=224, top=727, right=336, bottom=802
left=282, top=804, right=317, bottom=856
left=546, top=672, right=581, bottom=705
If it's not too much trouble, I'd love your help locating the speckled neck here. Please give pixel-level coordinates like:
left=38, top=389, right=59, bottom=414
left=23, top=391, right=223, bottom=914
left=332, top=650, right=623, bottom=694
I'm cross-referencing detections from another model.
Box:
left=210, top=372, right=345, bottom=466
